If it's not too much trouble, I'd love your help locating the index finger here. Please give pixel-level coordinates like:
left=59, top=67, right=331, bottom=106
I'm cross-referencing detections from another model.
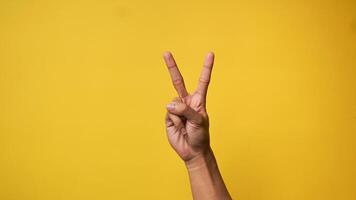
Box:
left=196, top=52, right=214, bottom=98
left=163, top=51, right=189, bottom=98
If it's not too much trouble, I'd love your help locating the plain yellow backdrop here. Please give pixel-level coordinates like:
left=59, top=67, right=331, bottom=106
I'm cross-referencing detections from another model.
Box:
left=0, top=0, right=355, bottom=199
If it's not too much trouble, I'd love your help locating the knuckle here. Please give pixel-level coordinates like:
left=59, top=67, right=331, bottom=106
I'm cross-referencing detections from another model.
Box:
left=200, top=113, right=209, bottom=124
left=167, top=64, right=177, bottom=69
left=173, top=78, right=184, bottom=86
left=203, top=64, right=213, bottom=69
left=199, top=78, right=210, bottom=85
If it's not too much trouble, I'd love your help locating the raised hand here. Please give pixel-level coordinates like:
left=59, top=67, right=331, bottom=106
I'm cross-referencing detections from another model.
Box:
left=163, top=51, right=214, bottom=162
left=163, top=52, right=232, bottom=200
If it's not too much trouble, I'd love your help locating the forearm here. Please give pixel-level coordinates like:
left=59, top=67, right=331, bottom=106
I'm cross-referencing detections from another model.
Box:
left=185, top=147, right=232, bottom=200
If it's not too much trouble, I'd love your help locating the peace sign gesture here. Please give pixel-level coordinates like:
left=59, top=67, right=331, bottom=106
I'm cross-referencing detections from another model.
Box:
left=164, top=51, right=214, bottom=162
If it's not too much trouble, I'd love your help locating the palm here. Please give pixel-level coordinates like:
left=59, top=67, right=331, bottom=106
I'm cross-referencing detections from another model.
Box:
left=163, top=52, right=214, bottom=161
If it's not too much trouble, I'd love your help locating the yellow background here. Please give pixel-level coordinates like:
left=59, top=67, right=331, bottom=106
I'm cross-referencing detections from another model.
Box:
left=0, top=0, right=355, bottom=199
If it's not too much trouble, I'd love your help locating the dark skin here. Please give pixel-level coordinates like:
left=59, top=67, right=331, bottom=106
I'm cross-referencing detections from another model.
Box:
left=164, top=51, right=213, bottom=161
left=164, top=51, right=232, bottom=200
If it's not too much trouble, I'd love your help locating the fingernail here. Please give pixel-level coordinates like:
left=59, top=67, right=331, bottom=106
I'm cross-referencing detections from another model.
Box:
left=166, top=102, right=175, bottom=110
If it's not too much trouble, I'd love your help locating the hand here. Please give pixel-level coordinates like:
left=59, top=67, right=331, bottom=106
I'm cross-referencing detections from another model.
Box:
left=163, top=51, right=214, bottom=162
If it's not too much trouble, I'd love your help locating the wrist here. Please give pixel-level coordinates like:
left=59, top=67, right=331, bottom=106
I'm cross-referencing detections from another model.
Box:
left=185, top=147, right=215, bottom=171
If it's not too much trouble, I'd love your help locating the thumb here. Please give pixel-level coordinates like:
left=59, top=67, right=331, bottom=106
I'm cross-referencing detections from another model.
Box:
left=166, top=101, right=202, bottom=124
